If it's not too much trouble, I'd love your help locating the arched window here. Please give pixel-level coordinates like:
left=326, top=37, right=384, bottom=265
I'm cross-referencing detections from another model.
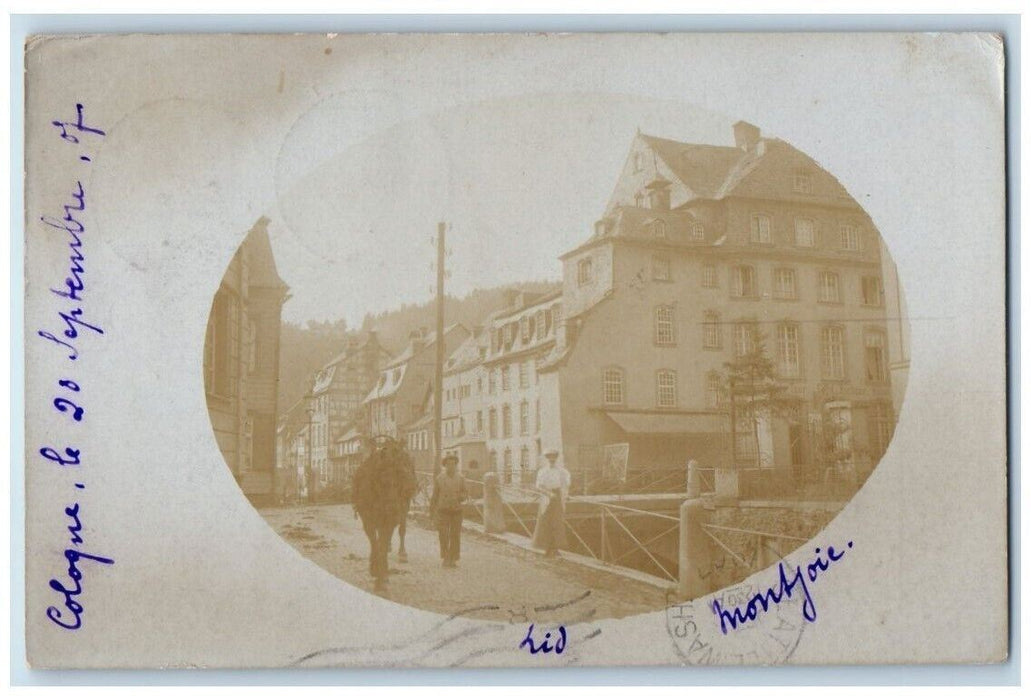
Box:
left=602, top=367, right=625, bottom=405
left=654, top=305, right=676, bottom=346
left=656, top=370, right=678, bottom=408
left=732, top=265, right=757, bottom=298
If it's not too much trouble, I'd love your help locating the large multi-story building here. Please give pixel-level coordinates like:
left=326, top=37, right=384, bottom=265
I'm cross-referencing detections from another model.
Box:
left=539, top=123, right=902, bottom=489
left=480, top=290, right=563, bottom=484
left=204, top=216, right=289, bottom=505
left=308, top=332, right=391, bottom=490
left=438, top=326, right=491, bottom=479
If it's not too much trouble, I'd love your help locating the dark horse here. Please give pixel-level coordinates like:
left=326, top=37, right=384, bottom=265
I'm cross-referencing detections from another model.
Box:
left=351, top=436, right=416, bottom=591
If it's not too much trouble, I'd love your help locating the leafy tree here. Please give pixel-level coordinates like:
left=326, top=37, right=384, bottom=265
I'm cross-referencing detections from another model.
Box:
left=722, top=321, right=786, bottom=470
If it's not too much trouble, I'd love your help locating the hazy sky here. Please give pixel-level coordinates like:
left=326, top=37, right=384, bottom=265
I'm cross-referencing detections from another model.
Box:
left=266, top=92, right=737, bottom=326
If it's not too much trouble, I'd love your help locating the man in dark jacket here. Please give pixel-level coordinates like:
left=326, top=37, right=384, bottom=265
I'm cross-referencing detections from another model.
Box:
left=430, top=452, right=467, bottom=568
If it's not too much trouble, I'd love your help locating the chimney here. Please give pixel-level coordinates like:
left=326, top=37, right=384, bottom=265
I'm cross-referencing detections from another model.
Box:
left=646, top=177, right=672, bottom=210
left=732, top=121, right=761, bottom=151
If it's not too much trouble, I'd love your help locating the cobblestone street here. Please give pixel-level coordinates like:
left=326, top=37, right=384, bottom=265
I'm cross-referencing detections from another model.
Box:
left=260, top=504, right=670, bottom=623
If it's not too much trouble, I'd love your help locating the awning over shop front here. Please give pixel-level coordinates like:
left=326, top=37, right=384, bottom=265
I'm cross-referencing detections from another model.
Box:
left=605, top=411, right=727, bottom=435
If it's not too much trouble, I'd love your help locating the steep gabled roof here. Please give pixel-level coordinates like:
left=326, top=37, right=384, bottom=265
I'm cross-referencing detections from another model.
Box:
left=243, top=216, right=288, bottom=290
left=637, top=134, right=745, bottom=200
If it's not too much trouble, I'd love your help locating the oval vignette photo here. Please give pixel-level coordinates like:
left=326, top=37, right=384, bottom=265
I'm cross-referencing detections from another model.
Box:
left=201, top=95, right=909, bottom=624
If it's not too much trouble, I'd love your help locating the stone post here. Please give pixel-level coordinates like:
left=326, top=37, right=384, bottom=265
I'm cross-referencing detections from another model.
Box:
left=686, top=459, right=700, bottom=498
left=482, top=472, right=507, bottom=534
left=678, top=498, right=712, bottom=600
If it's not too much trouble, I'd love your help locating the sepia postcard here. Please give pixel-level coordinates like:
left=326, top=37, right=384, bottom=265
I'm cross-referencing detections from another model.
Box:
left=22, top=31, right=1008, bottom=669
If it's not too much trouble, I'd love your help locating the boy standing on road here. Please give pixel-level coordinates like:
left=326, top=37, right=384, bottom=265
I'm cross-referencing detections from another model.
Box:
left=430, top=452, right=467, bottom=568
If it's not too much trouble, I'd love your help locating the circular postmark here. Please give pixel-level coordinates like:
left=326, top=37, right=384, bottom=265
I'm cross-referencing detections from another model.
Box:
left=665, top=582, right=805, bottom=666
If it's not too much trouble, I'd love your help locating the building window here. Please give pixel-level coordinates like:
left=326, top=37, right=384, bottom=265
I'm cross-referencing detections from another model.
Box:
left=868, top=403, right=894, bottom=455
left=489, top=408, right=497, bottom=439
left=821, top=326, right=846, bottom=380
left=818, top=271, right=841, bottom=303
left=502, top=404, right=512, bottom=438
left=773, top=268, right=797, bottom=300
left=633, top=151, right=643, bottom=173
left=519, top=401, right=529, bottom=436
left=520, top=445, right=530, bottom=471
left=516, top=361, right=527, bottom=389
left=488, top=369, right=497, bottom=395
left=702, top=264, right=718, bottom=288
left=793, top=172, right=813, bottom=194
left=520, top=316, right=531, bottom=343
left=864, top=330, right=888, bottom=382
left=503, top=448, right=513, bottom=483
left=862, top=276, right=884, bottom=306
left=840, top=223, right=861, bottom=251
left=732, top=265, right=757, bottom=298
left=635, top=193, right=646, bottom=208
left=501, top=366, right=510, bottom=391
left=794, top=218, right=815, bottom=247
left=706, top=372, right=726, bottom=409
left=477, top=410, right=483, bottom=434
left=703, top=311, right=722, bottom=349
left=734, top=323, right=758, bottom=357
left=691, top=222, right=705, bottom=240
left=577, top=257, right=593, bottom=286
left=777, top=323, right=802, bottom=378
left=654, top=305, right=676, bottom=346
left=535, top=399, right=541, bottom=433
left=652, top=255, right=671, bottom=281
left=656, top=370, right=677, bottom=408
left=489, top=450, right=497, bottom=472
left=602, top=367, right=625, bottom=405
left=735, top=415, right=758, bottom=462
left=535, top=310, right=546, bottom=340
left=750, top=214, right=772, bottom=244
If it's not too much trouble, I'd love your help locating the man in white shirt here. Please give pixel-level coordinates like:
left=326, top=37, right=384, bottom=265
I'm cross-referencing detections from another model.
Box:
left=531, top=449, right=571, bottom=558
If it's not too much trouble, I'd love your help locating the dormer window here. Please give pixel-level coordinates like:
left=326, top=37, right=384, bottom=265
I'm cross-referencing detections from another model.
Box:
left=633, top=151, right=643, bottom=173
left=652, top=219, right=668, bottom=239
left=577, top=257, right=593, bottom=286
left=634, top=193, right=646, bottom=208
left=793, top=172, right=813, bottom=194
left=594, top=219, right=609, bottom=237
left=691, top=222, right=705, bottom=240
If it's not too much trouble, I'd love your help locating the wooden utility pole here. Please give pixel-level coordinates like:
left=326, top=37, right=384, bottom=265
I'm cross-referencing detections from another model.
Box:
left=433, top=222, right=446, bottom=473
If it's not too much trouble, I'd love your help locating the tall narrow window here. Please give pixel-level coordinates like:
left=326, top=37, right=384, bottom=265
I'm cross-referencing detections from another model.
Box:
left=519, top=361, right=529, bottom=389
left=732, top=265, right=757, bottom=298
left=864, top=330, right=887, bottom=382
left=818, top=271, right=841, bottom=303
left=777, top=323, right=802, bottom=378
left=520, top=316, right=531, bottom=343
left=821, top=326, right=846, bottom=380
left=577, top=257, right=593, bottom=286
left=654, top=305, right=676, bottom=346
left=656, top=370, right=677, bottom=408
left=773, top=268, right=797, bottom=300
left=862, top=276, right=884, bottom=306
left=840, top=223, right=861, bottom=251
left=501, top=365, right=510, bottom=391
left=750, top=214, right=772, bottom=244
left=794, top=218, right=815, bottom=247
left=502, top=404, right=512, bottom=438
left=652, top=254, right=671, bottom=281
left=489, top=408, right=497, bottom=439
left=706, top=372, right=727, bottom=409
left=519, top=401, right=529, bottom=436
left=488, top=368, right=497, bottom=395
left=703, top=311, right=722, bottom=349
left=535, top=310, right=546, bottom=339
left=602, top=367, right=625, bottom=405
left=520, top=446, right=530, bottom=471
left=535, top=399, right=541, bottom=433
left=702, top=264, right=718, bottom=288
left=503, top=448, right=513, bottom=483
left=489, top=450, right=497, bottom=472
left=734, top=323, right=757, bottom=357
left=691, top=222, right=705, bottom=240
left=868, top=403, right=894, bottom=455
left=652, top=219, right=668, bottom=238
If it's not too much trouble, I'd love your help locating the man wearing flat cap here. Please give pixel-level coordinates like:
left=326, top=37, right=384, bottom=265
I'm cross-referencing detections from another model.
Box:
left=430, top=452, right=467, bottom=568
